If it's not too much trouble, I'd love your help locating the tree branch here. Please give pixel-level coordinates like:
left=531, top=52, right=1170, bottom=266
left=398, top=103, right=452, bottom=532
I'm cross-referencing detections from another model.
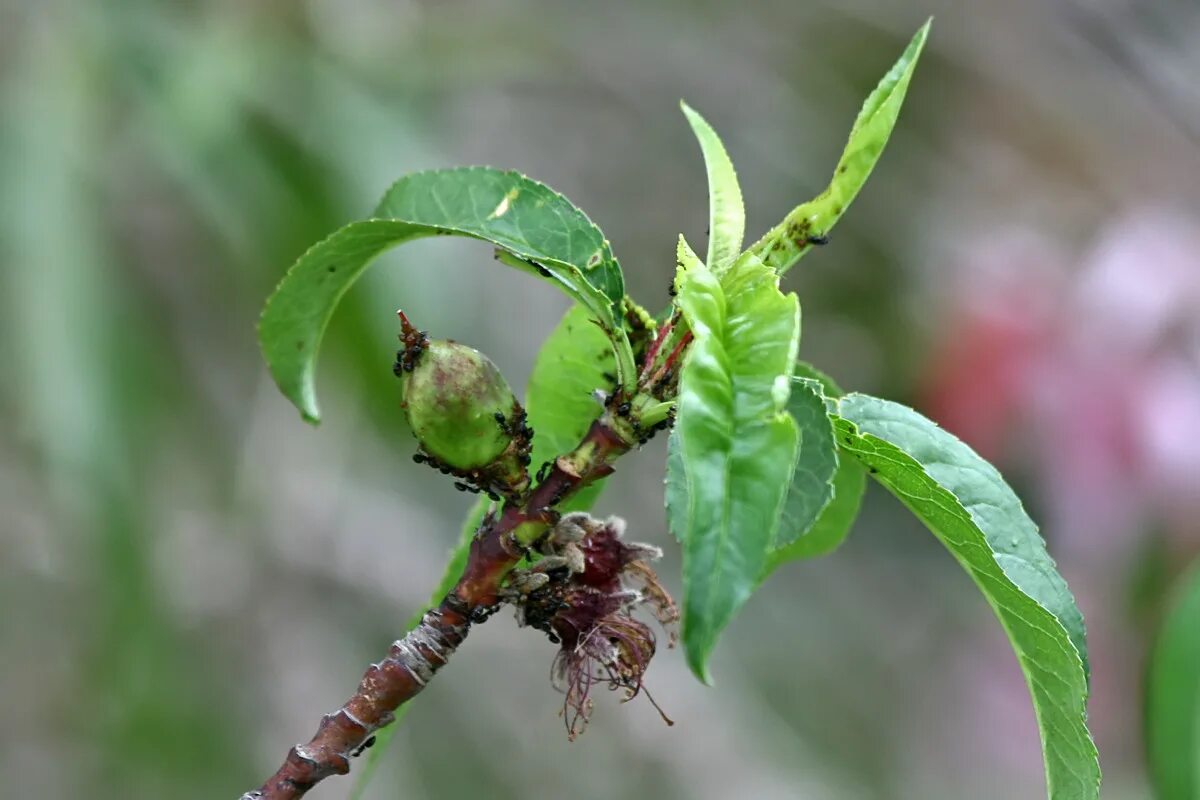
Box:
left=242, top=416, right=632, bottom=800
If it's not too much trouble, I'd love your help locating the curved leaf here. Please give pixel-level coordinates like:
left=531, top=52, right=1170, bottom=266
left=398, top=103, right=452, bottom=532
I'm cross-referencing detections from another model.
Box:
left=259, top=167, right=630, bottom=423
left=766, top=363, right=865, bottom=565
left=668, top=244, right=800, bottom=683
left=750, top=19, right=930, bottom=274
left=793, top=359, right=846, bottom=404
left=766, top=445, right=864, bottom=568
left=774, top=377, right=839, bottom=547
left=373, top=168, right=624, bottom=313
left=663, top=239, right=706, bottom=550
left=834, top=393, right=1098, bottom=800
left=1146, top=563, right=1200, bottom=800
left=681, top=101, right=745, bottom=273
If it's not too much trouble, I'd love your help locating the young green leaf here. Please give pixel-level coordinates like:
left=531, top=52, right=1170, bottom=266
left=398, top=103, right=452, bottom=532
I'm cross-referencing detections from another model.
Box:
left=749, top=19, right=930, bottom=274
left=1146, top=563, right=1200, bottom=800
left=765, top=444, right=864, bottom=569
left=668, top=243, right=800, bottom=683
left=664, top=427, right=687, bottom=540
left=259, top=167, right=631, bottom=423
left=792, top=359, right=846, bottom=406
left=663, top=239, right=707, bottom=550
left=749, top=364, right=864, bottom=570
left=373, top=168, right=625, bottom=315
left=834, top=394, right=1099, bottom=800
left=676, top=370, right=864, bottom=575
left=524, top=302, right=615, bottom=511
left=773, top=377, right=839, bottom=547
left=766, top=363, right=865, bottom=565
left=680, top=101, right=745, bottom=273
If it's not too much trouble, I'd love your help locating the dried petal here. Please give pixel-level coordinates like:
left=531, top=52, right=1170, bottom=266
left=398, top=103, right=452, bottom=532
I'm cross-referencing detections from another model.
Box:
left=500, top=513, right=678, bottom=738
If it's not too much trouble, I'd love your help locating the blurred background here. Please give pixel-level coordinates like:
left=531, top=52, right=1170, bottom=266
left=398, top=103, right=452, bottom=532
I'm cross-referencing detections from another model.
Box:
left=3, top=1, right=1198, bottom=798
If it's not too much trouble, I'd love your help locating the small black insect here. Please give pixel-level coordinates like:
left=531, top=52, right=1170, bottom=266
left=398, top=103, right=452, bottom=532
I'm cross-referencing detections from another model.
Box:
left=546, top=483, right=571, bottom=507
left=652, top=367, right=675, bottom=394
left=470, top=603, right=499, bottom=624
left=806, top=234, right=830, bottom=246
left=351, top=736, right=377, bottom=758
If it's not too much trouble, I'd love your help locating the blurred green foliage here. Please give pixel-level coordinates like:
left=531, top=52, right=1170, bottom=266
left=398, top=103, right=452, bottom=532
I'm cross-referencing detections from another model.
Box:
left=1146, top=564, right=1200, bottom=800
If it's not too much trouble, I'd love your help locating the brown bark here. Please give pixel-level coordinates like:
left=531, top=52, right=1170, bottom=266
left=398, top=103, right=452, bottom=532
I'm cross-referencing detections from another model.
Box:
left=242, top=417, right=631, bottom=800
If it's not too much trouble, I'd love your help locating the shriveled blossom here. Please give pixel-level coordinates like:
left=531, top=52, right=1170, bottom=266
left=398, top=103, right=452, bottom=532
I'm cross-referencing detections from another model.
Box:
left=504, top=513, right=678, bottom=740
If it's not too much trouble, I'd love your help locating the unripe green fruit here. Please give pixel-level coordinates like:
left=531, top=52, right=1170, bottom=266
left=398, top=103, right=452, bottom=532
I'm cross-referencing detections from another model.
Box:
left=400, top=340, right=517, bottom=470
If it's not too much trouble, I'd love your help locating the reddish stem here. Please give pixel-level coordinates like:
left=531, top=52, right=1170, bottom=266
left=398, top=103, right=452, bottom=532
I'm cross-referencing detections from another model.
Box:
left=638, top=318, right=675, bottom=382
left=648, top=331, right=693, bottom=387
left=243, top=418, right=631, bottom=800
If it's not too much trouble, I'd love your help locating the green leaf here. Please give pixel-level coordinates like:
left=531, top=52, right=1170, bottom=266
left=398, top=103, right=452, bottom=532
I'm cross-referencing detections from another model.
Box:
left=834, top=393, right=1098, bottom=800
left=259, top=167, right=630, bottom=423
left=675, top=233, right=704, bottom=279
left=670, top=413, right=851, bottom=571
left=766, top=363, right=865, bottom=565
left=749, top=19, right=930, bottom=274
left=773, top=377, right=839, bottom=547
left=793, top=359, right=846, bottom=404
left=374, top=169, right=625, bottom=320
left=524, top=302, right=615, bottom=511
left=766, top=445, right=864, bottom=568
left=680, top=101, right=745, bottom=273
left=663, top=239, right=705, bottom=551
left=1146, top=563, right=1200, bottom=800
left=664, top=427, right=686, bottom=541
left=667, top=244, right=800, bottom=683
left=348, top=499, right=483, bottom=800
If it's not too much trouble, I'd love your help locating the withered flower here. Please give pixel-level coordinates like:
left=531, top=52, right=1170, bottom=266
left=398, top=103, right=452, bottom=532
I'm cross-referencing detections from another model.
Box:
left=505, top=513, right=678, bottom=740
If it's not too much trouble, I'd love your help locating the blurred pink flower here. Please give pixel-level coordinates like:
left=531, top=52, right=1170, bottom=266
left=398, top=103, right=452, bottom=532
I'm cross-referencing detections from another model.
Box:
left=923, top=209, right=1200, bottom=559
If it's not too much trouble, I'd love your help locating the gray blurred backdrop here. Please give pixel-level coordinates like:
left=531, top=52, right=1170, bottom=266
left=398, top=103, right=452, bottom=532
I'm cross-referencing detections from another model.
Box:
left=3, top=1, right=1199, bottom=798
